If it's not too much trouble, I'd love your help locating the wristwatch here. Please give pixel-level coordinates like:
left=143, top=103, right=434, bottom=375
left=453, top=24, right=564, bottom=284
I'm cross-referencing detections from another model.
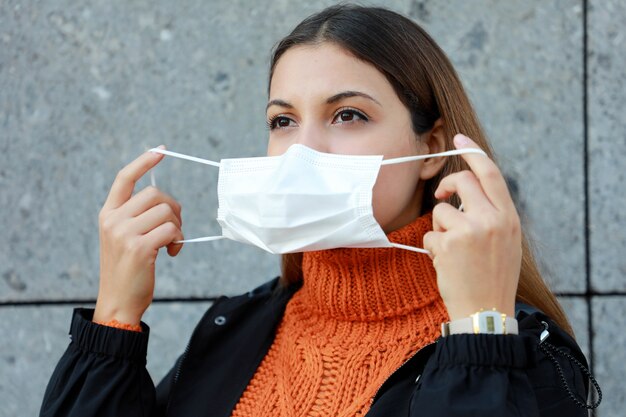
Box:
left=441, top=308, right=519, bottom=336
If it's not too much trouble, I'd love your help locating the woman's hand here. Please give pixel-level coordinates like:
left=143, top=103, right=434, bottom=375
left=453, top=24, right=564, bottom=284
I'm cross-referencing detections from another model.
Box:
left=423, top=134, right=522, bottom=321
left=93, top=146, right=184, bottom=326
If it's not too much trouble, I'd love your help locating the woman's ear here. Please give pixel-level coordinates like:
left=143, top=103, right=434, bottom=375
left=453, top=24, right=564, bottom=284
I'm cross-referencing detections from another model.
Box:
left=419, top=118, right=447, bottom=180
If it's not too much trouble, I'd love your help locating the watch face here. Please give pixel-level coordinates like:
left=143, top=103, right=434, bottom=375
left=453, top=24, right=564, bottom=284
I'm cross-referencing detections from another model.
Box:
left=485, top=316, right=496, bottom=332
left=473, top=311, right=505, bottom=334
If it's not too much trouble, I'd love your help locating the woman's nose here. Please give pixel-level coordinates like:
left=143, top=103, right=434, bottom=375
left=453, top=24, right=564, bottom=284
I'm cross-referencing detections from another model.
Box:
left=295, top=124, right=329, bottom=153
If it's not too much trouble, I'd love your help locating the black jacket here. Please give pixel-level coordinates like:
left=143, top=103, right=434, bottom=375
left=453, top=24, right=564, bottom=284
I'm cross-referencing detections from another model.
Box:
left=40, top=277, right=593, bottom=417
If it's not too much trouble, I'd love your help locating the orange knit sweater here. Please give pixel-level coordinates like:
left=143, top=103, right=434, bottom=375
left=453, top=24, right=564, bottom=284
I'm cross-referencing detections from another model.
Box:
left=230, top=211, right=449, bottom=417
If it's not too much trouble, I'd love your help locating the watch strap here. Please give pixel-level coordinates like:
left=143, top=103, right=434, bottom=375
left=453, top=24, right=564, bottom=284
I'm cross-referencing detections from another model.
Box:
left=441, top=311, right=519, bottom=336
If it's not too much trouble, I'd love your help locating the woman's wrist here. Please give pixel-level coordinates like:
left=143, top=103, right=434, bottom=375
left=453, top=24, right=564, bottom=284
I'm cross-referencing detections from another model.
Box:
left=442, top=308, right=519, bottom=336
left=93, top=318, right=143, bottom=332
left=93, top=301, right=143, bottom=327
left=446, top=300, right=515, bottom=322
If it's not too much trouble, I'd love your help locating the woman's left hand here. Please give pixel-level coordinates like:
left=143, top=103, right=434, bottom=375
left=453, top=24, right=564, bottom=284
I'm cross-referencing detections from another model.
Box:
left=423, top=133, right=522, bottom=321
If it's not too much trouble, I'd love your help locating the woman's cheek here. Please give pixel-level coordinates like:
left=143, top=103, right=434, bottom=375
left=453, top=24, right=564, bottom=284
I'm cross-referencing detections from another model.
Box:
left=371, top=185, right=391, bottom=230
left=372, top=165, right=422, bottom=232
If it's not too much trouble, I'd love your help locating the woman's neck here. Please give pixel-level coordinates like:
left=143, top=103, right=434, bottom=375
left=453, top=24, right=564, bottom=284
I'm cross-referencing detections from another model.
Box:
left=297, top=211, right=443, bottom=321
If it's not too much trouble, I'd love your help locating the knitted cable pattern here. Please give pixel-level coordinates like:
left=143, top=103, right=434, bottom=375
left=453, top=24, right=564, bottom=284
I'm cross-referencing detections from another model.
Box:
left=231, top=212, right=448, bottom=417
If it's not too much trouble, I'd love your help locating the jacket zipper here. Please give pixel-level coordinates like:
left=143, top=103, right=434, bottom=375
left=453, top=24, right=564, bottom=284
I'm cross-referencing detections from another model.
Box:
left=173, top=342, right=192, bottom=385
left=165, top=297, right=225, bottom=416
left=165, top=337, right=191, bottom=416
left=369, top=340, right=437, bottom=407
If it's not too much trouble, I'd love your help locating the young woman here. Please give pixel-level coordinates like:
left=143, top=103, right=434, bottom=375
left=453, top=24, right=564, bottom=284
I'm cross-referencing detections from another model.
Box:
left=40, top=5, right=599, bottom=417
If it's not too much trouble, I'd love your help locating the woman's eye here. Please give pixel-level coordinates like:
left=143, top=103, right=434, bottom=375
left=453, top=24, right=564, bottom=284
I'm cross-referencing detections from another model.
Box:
left=268, top=116, right=295, bottom=130
left=332, top=109, right=368, bottom=124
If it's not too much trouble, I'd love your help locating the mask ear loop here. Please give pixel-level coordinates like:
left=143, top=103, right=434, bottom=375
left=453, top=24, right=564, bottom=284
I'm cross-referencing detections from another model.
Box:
left=148, top=148, right=224, bottom=244
left=380, top=147, right=487, bottom=166
left=173, top=236, right=227, bottom=244
left=148, top=147, right=482, bottom=249
left=148, top=148, right=221, bottom=167
left=389, top=243, right=430, bottom=254
left=382, top=147, right=485, bottom=254
left=143, top=144, right=159, bottom=188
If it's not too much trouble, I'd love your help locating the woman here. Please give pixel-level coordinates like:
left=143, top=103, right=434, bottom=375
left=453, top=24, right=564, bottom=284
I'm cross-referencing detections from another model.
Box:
left=40, top=4, right=599, bottom=417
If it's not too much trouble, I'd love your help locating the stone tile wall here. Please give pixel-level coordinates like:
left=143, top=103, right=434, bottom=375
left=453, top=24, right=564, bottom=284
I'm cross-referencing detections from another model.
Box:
left=0, top=1, right=622, bottom=416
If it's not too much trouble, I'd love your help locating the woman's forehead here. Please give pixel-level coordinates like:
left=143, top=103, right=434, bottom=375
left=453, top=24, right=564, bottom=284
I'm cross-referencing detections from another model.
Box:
left=268, top=43, right=395, bottom=104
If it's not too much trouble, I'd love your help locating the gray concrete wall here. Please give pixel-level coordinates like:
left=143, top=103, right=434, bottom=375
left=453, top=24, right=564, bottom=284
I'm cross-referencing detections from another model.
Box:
left=0, top=1, right=622, bottom=416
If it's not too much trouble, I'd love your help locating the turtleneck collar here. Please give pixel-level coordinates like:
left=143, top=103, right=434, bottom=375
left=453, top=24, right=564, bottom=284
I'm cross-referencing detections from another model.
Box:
left=296, top=211, right=442, bottom=321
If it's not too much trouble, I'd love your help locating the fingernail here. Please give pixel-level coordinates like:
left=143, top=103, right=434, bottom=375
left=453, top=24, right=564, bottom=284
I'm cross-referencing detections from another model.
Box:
left=150, top=145, right=166, bottom=155
left=454, top=134, right=470, bottom=147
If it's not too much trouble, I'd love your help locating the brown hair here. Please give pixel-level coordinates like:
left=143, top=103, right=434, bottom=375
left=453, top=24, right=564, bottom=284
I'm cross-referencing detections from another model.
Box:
left=268, top=4, right=574, bottom=337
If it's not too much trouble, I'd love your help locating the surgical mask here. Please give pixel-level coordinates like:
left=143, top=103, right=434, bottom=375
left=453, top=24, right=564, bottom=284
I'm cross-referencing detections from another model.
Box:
left=149, top=144, right=486, bottom=255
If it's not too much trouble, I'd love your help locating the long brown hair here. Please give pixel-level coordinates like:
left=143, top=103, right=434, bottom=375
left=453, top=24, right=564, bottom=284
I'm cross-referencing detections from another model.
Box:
left=269, top=4, right=574, bottom=337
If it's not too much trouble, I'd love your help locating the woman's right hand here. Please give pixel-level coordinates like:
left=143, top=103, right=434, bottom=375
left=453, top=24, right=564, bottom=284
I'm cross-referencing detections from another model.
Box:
left=93, top=146, right=184, bottom=326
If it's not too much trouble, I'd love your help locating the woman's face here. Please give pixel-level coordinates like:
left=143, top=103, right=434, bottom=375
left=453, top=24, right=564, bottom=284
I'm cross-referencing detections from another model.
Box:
left=267, top=43, right=431, bottom=233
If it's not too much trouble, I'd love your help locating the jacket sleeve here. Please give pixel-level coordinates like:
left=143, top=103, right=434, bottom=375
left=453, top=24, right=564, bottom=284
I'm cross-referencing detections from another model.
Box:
left=409, top=316, right=591, bottom=417
left=39, top=308, right=162, bottom=417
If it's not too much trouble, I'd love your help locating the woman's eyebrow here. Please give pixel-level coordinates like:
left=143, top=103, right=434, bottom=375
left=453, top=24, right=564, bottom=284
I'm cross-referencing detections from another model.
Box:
left=326, top=91, right=382, bottom=107
left=266, top=90, right=382, bottom=112
left=266, top=99, right=293, bottom=112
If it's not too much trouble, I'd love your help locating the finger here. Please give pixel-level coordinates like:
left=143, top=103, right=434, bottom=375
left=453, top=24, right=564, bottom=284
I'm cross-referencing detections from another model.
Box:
left=422, top=230, right=443, bottom=260
left=127, top=203, right=181, bottom=236
left=448, top=134, right=515, bottom=211
left=167, top=240, right=184, bottom=257
left=141, top=221, right=184, bottom=252
left=436, top=170, right=493, bottom=213
left=103, top=146, right=166, bottom=211
left=432, top=202, right=466, bottom=232
left=120, top=186, right=182, bottom=225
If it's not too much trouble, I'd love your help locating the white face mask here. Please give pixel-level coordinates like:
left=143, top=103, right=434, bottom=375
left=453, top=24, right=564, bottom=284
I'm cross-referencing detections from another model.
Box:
left=149, top=144, right=486, bottom=255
